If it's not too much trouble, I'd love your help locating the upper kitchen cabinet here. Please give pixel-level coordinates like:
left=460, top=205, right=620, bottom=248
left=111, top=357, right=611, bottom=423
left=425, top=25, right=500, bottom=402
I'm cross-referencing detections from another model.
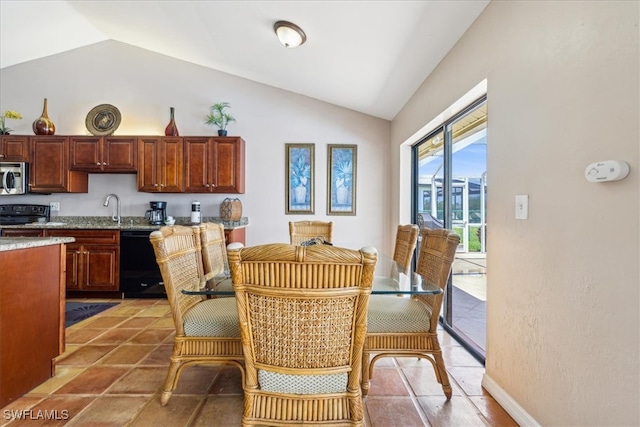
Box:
left=184, top=137, right=245, bottom=193
left=69, top=136, right=137, bottom=172
left=29, top=136, right=88, bottom=193
left=0, top=135, right=30, bottom=161
left=137, top=136, right=183, bottom=193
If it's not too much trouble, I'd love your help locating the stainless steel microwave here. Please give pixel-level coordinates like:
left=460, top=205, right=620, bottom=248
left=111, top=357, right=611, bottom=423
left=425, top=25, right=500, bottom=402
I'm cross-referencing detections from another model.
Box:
left=0, top=162, right=29, bottom=195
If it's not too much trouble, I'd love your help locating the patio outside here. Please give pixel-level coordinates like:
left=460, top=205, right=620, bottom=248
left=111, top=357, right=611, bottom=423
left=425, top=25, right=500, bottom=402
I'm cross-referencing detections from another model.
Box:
left=451, top=253, right=486, bottom=353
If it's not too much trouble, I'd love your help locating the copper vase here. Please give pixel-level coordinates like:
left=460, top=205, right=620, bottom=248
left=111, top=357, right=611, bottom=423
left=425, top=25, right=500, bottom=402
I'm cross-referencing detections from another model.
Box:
left=164, top=107, right=179, bottom=136
left=32, top=98, right=56, bottom=135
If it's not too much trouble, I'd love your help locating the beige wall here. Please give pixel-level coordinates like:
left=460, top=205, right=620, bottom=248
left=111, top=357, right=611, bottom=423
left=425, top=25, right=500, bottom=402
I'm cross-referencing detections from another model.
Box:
left=0, top=41, right=391, bottom=251
left=392, top=1, right=639, bottom=425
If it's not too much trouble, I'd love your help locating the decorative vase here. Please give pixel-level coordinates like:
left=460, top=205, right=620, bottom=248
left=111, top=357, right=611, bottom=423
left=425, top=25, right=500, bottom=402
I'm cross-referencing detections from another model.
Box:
left=220, top=198, right=242, bottom=221
left=217, top=129, right=227, bottom=137
left=164, top=107, right=179, bottom=136
left=32, top=98, right=56, bottom=135
left=294, top=185, right=307, bottom=204
left=336, top=185, right=349, bottom=205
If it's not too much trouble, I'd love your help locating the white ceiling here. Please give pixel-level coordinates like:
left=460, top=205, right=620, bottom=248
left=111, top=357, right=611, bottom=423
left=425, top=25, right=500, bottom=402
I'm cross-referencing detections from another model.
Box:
left=0, top=1, right=489, bottom=120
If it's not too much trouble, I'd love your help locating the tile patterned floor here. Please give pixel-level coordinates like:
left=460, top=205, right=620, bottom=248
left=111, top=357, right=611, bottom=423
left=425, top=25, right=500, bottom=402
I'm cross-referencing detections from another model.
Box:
left=1, top=298, right=517, bottom=427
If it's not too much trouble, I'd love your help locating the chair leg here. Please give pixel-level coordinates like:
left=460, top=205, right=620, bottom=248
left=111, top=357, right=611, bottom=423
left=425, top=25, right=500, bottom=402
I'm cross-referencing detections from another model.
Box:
left=160, top=358, right=182, bottom=406
left=361, top=348, right=371, bottom=396
left=433, top=351, right=452, bottom=399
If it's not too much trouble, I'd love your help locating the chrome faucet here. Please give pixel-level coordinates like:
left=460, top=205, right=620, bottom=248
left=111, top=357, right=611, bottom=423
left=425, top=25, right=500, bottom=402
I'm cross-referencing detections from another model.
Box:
left=103, top=194, right=121, bottom=226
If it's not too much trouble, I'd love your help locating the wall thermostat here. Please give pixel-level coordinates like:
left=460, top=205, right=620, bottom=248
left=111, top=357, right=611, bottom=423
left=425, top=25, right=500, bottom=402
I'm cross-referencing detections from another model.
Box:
left=585, top=160, right=629, bottom=182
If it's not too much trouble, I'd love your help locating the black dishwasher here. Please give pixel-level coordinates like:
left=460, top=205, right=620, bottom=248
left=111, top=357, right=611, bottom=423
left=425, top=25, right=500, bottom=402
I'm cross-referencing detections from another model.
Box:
left=120, top=229, right=166, bottom=298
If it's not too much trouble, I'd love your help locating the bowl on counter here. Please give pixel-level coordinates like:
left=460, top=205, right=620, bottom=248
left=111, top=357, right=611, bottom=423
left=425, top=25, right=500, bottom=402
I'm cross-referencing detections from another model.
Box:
left=164, top=220, right=176, bottom=226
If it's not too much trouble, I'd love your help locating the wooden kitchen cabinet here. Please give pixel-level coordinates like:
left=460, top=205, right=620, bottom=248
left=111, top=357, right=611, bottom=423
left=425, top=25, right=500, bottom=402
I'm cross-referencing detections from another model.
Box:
left=69, top=135, right=137, bottom=172
left=0, top=135, right=30, bottom=161
left=184, top=136, right=245, bottom=193
left=138, top=136, right=183, bottom=192
left=47, top=229, right=120, bottom=291
left=0, top=229, right=45, bottom=237
left=29, top=136, right=88, bottom=193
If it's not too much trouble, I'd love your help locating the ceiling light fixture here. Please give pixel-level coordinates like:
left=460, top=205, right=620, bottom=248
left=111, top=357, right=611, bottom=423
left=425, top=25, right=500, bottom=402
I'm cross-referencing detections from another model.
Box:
left=274, top=21, right=306, bottom=48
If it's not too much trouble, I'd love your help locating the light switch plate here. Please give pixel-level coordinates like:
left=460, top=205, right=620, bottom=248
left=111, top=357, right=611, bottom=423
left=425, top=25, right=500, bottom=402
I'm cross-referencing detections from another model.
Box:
left=515, top=195, right=528, bottom=220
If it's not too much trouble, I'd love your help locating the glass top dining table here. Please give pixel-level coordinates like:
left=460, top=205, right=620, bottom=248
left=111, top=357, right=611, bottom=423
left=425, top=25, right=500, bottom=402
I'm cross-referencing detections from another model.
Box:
left=182, top=253, right=443, bottom=296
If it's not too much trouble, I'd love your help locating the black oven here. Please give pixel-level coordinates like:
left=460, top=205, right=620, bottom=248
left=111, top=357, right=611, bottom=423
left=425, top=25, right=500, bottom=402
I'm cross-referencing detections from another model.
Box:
left=120, top=229, right=166, bottom=298
left=0, top=204, right=49, bottom=225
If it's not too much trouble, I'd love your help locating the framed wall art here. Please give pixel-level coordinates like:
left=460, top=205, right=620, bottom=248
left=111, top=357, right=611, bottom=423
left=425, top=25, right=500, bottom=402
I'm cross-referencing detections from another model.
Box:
left=327, top=144, right=357, bottom=215
left=285, top=143, right=315, bottom=214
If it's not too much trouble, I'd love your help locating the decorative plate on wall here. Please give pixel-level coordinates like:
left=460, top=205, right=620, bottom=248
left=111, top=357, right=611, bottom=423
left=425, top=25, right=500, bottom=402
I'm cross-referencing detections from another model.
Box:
left=85, top=104, right=121, bottom=136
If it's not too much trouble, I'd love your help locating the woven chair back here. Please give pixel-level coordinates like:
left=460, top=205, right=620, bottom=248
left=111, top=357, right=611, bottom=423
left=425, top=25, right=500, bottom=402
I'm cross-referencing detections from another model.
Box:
left=414, top=228, right=460, bottom=331
left=288, top=220, right=334, bottom=245
left=393, top=224, right=419, bottom=271
left=149, top=225, right=206, bottom=335
left=228, top=244, right=377, bottom=398
left=198, top=222, right=228, bottom=280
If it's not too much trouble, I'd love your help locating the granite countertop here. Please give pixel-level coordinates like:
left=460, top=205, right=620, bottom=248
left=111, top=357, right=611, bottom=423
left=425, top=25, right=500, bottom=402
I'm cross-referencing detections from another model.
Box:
left=0, top=216, right=249, bottom=231
left=0, top=236, right=75, bottom=252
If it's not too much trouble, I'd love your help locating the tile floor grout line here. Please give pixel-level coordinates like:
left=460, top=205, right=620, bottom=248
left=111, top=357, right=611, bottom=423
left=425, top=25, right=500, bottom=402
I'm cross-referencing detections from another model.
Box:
left=446, top=369, right=494, bottom=427
left=123, top=391, right=165, bottom=427
left=185, top=395, right=209, bottom=427
left=393, top=357, right=433, bottom=427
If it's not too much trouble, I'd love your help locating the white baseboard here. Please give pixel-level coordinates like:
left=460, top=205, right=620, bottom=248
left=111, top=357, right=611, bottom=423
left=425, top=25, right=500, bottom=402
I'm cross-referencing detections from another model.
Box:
left=481, top=373, right=540, bottom=427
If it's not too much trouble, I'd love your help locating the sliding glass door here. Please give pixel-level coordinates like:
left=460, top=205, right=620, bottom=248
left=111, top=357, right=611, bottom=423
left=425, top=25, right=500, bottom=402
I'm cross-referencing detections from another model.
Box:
left=413, top=96, right=487, bottom=361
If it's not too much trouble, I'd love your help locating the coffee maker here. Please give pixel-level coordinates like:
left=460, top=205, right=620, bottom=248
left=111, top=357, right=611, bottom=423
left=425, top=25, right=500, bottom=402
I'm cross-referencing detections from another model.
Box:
left=145, top=201, right=167, bottom=225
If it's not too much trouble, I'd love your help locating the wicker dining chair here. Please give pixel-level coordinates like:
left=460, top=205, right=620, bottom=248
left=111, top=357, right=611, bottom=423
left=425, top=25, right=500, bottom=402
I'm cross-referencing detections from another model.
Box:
left=198, top=222, right=233, bottom=294
left=362, top=228, right=460, bottom=398
left=393, top=224, right=420, bottom=270
left=288, top=220, right=334, bottom=245
left=149, top=225, right=244, bottom=406
left=227, top=242, right=377, bottom=427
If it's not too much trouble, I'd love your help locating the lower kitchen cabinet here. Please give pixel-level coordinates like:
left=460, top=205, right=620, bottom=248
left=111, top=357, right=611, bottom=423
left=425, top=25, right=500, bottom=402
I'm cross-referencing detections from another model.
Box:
left=0, top=229, right=45, bottom=237
left=47, top=229, right=120, bottom=291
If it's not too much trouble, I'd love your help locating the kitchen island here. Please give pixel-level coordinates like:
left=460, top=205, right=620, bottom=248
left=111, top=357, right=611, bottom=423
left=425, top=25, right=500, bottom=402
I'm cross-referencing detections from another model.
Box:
left=0, top=236, right=73, bottom=408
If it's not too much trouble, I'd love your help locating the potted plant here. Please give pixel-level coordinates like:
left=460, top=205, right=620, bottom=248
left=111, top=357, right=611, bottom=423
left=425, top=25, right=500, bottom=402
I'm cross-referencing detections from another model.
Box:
left=205, top=102, right=236, bottom=136
left=0, top=110, right=22, bottom=135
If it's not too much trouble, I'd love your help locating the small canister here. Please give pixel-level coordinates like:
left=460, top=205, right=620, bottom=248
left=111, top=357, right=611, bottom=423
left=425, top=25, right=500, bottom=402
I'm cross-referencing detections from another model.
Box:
left=191, top=201, right=201, bottom=224
left=220, top=198, right=242, bottom=221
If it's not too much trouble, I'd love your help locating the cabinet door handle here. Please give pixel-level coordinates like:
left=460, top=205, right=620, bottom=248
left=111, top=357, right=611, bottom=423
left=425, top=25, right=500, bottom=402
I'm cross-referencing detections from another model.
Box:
left=96, top=162, right=101, bottom=165
left=153, top=183, right=159, bottom=187
left=0, top=154, right=4, bottom=158
left=102, top=162, right=107, bottom=166
left=205, top=184, right=210, bottom=188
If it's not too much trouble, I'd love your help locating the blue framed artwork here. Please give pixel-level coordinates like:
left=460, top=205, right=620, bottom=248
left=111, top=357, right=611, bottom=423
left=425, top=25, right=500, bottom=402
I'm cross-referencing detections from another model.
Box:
left=285, top=143, right=314, bottom=214
left=327, top=144, right=357, bottom=215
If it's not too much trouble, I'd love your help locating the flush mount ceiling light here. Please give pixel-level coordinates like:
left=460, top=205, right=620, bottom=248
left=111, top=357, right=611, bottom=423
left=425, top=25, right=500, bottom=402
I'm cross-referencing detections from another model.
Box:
left=274, top=20, right=307, bottom=48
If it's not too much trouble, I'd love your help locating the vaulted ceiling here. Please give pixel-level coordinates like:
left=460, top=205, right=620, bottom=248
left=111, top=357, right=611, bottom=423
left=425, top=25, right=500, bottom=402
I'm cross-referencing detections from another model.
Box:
left=0, top=1, right=489, bottom=120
